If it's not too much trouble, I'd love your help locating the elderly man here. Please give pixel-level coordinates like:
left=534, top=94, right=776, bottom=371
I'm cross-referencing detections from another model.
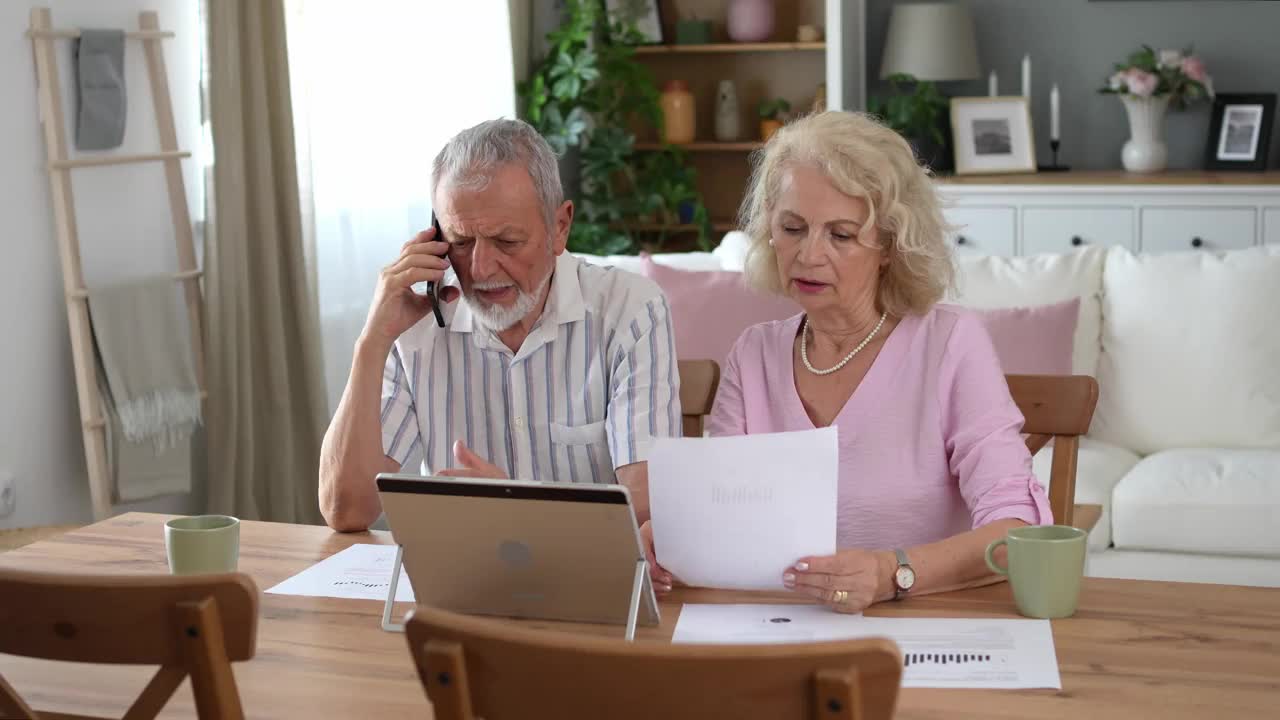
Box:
left=319, top=118, right=680, bottom=532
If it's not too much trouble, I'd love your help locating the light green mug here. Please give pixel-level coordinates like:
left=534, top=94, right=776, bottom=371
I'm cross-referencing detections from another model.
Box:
left=985, top=525, right=1086, bottom=619
left=165, top=515, right=240, bottom=575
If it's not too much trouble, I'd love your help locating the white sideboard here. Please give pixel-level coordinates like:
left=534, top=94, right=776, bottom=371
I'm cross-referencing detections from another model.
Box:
left=934, top=171, right=1280, bottom=257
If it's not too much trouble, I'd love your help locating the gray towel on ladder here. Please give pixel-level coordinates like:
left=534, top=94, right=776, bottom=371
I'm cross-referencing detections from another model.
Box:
left=74, top=29, right=126, bottom=151
left=88, top=276, right=202, bottom=502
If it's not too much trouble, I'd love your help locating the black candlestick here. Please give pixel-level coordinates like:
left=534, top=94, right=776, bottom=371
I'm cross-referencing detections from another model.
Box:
left=1038, top=139, right=1071, bottom=172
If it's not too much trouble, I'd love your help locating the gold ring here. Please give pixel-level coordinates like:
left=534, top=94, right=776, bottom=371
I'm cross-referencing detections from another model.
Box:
left=832, top=589, right=848, bottom=605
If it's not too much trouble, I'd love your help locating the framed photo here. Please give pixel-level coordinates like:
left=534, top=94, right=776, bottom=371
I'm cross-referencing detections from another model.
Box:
left=1204, top=93, right=1276, bottom=171
left=603, top=0, right=664, bottom=44
left=949, top=97, right=1037, bottom=175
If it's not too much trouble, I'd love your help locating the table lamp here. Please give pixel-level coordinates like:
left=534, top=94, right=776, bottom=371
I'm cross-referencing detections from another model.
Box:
left=879, top=2, right=981, bottom=82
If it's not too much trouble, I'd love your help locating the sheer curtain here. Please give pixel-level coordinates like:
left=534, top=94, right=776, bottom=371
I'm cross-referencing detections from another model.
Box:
left=286, top=1, right=519, bottom=412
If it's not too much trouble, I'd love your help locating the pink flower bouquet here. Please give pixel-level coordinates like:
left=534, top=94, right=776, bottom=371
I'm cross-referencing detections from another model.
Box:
left=1098, top=45, right=1213, bottom=109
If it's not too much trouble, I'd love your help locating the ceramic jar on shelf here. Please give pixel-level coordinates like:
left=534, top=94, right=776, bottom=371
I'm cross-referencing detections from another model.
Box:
left=660, top=80, right=696, bottom=144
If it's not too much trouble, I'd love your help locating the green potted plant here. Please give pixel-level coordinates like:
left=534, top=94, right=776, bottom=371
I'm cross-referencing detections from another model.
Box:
left=518, top=0, right=713, bottom=254
left=758, top=98, right=791, bottom=141
left=868, top=73, right=950, bottom=170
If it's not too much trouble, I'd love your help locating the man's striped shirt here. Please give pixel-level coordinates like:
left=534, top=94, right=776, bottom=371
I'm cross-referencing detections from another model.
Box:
left=380, top=252, right=681, bottom=483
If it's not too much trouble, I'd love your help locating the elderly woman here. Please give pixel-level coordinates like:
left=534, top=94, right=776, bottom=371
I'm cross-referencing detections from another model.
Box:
left=646, top=111, right=1050, bottom=612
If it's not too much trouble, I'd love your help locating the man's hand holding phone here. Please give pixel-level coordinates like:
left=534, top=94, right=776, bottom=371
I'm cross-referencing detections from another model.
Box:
left=360, top=226, right=459, bottom=352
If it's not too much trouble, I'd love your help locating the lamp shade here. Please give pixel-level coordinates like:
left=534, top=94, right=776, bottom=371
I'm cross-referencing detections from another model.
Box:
left=879, top=2, right=981, bottom=81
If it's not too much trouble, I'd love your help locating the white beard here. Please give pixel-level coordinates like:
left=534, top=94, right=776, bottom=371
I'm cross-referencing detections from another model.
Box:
left=463, top=267, right=553, bottom=332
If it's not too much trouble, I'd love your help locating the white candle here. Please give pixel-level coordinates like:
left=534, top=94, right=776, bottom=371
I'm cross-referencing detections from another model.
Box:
left=989, top=70, right=998, bottom=97
left=1021, top=54, right=1031, bottom=98
left=1050, top=83, right=1060, bottom=142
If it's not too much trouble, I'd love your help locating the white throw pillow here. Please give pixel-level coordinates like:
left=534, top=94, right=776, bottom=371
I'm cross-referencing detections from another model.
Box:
left=951, top=247, right=1106, bottom=376
left=1094, top=246, right=1280, bottom=453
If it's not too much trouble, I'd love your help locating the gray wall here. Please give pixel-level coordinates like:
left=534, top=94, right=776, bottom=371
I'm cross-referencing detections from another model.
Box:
left=866, top=0, right=1280, bottom=170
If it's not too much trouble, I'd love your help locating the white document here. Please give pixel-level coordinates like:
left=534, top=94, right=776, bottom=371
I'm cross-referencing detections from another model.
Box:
left=673, top=604, right=1061, bottom=690
left=648, top=428, right=838, bottom=590
left=266, top=543, right=415, bottom=603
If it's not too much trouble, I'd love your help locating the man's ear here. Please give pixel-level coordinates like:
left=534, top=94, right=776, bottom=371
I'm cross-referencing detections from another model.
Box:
left=552, top=200, right=573, bottom=255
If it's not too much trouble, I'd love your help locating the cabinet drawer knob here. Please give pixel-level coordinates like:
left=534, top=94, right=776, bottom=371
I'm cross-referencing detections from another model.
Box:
left=1191, top=237, right=1204, bottom=248
left=956, top=235, right=968, bottom=246
left=1071, top=236, right=1083, bottom=247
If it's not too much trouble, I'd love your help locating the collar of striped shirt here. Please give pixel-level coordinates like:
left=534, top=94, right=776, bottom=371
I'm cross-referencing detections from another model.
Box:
left=449, top=252, right=587, bottom=340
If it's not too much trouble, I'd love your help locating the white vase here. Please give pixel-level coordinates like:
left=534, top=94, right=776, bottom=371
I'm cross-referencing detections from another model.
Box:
left=1120, top=95, right=1171, bottom=173
left=714, top=80, right=741, bottom=142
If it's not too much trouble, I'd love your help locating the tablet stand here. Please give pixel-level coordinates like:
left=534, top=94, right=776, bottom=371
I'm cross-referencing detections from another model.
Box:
left=381, top=545, right=651, bottom=642
left=376, top=543, right=407, bottom=627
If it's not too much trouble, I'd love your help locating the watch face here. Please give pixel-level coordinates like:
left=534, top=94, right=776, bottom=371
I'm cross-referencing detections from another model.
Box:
left=895, top=565, right=916, bottom=590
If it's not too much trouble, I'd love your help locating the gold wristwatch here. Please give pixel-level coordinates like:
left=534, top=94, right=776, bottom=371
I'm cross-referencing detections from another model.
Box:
left=892, top=548, right=916, bottom=600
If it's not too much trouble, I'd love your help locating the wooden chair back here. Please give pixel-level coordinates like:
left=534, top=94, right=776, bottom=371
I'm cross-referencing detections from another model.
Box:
left=405, top=605, right=902, bottom=720
left=0, top=569, right=259, bottom=720
left=1006, top=374, right=1100, bottom=528
left=678, top=359, right=720, bottom=437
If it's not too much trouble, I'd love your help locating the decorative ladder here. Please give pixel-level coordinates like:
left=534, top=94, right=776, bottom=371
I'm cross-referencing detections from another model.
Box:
left=27, top=7, right=206, bottom=521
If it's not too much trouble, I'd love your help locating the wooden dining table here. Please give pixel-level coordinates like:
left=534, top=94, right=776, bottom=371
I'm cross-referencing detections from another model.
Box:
left=1, top=512, right=1278, bottom=719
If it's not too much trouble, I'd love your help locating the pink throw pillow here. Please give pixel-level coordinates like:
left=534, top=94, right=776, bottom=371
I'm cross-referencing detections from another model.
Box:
left=974, top=298, right=1080, bottom=375
left=640, top=256, right=800, bottom=366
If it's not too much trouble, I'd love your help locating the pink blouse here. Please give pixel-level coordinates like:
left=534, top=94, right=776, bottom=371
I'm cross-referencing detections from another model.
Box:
left=707, top=305, right=1051, bottom=550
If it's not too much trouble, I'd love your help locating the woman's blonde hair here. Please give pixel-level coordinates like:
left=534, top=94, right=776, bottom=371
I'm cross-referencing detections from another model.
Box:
left=739, top=111, right=954, bottom=317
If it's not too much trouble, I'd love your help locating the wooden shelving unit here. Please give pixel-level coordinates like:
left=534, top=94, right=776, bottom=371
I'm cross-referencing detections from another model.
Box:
left=630, top=0, right=841, bottom=236
left=634, top=141, right=763, bottom=152
left=618, top=221, right=738, bottom=233
left=634, top=41, right=824, bottom=54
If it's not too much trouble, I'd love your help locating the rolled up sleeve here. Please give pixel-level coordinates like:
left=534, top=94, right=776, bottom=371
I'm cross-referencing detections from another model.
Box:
left=605, top=297, right=681, bottom=467
left=381, top=345, right=423, bottom=469
left=940, top=313, right=1053, bottom=528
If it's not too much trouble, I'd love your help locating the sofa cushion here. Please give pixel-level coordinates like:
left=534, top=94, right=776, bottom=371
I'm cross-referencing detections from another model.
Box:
left=975, top=298, right=1078, bottom=375
left=639, top=255, right=799, bottom=365
left=1111, top=448, right=1280, bottom=557
left=1031, top=437, right=1139, bottom=551
left=573, top=251, right=727, bottom=275
left=952, top=247, right=1105, bottom=377
left=1093, top=247, right=1280, bottom=453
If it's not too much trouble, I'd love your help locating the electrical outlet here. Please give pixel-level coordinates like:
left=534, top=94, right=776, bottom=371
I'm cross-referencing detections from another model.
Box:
left=0, top=470, right=15, bottom=518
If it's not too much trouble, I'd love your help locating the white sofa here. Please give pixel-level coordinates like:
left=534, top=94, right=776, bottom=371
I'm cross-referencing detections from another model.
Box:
left=579, top=237, right=1280, bottom=588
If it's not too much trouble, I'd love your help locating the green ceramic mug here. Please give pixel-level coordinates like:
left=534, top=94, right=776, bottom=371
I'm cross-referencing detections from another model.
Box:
left=165, top=515, right=240, bottom=575
left=985, top=525, right=1087, bottom=619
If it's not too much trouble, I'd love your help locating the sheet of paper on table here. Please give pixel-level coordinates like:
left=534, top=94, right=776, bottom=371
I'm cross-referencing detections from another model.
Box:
left=266, top=543, right=414, bottom=602
left=648, top=428, right=838, bottom=590
left=673, top=604, right=1061, bottom=690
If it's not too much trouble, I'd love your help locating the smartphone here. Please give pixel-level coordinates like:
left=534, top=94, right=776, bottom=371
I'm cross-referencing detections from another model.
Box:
left=427, top=212, right=447, bottom=328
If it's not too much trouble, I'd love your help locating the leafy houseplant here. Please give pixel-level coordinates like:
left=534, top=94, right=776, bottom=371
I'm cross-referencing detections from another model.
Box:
left=519, top=0, right=712, bottom=254
left=1096, top=45, right=1213, bottom=173
left=867, top=73, right=949, bottom=167
left=757, top=98, right=790, bottom=141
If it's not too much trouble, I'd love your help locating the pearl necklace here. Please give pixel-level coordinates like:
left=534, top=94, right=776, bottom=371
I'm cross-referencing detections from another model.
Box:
left=800, top=311, right=887, bottom=376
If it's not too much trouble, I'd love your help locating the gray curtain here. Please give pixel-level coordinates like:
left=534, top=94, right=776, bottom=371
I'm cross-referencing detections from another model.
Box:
left=205, top=0, right=327, bottom=524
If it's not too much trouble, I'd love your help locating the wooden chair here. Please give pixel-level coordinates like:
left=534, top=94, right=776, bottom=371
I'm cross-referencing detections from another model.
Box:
left=405, top=605, right=901, bottom=720
left=0, top=569, right=259, bottom=720
left=1006, top=374, right=1100, bottom=529
left=678, top=359, right=720, bottom=437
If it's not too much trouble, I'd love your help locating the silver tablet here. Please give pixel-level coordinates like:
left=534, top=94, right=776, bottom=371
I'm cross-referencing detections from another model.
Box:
left=376, top=474, right=660, bottom=628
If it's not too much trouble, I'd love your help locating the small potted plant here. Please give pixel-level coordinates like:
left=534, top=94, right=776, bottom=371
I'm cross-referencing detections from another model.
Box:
left=1097, top=45, right=1213, bottom=173
left=758, top=98, right=791, bottom=141
left=867, top=73, right=949, bottom=170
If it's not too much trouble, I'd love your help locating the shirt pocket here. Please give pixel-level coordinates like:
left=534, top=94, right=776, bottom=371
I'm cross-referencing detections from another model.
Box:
left=550, top=420, right=608, bottom=447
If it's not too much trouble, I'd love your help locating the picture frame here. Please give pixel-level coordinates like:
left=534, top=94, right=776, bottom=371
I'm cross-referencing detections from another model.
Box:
left=603, top=0, right=664, bottom=45
left=949, top=97, right=1037, bottom=175
left=1203, top=93, right=1276, bottom=172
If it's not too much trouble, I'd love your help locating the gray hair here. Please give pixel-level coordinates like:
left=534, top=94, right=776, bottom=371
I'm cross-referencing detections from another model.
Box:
left=431, top=118, right=564, bottom=231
